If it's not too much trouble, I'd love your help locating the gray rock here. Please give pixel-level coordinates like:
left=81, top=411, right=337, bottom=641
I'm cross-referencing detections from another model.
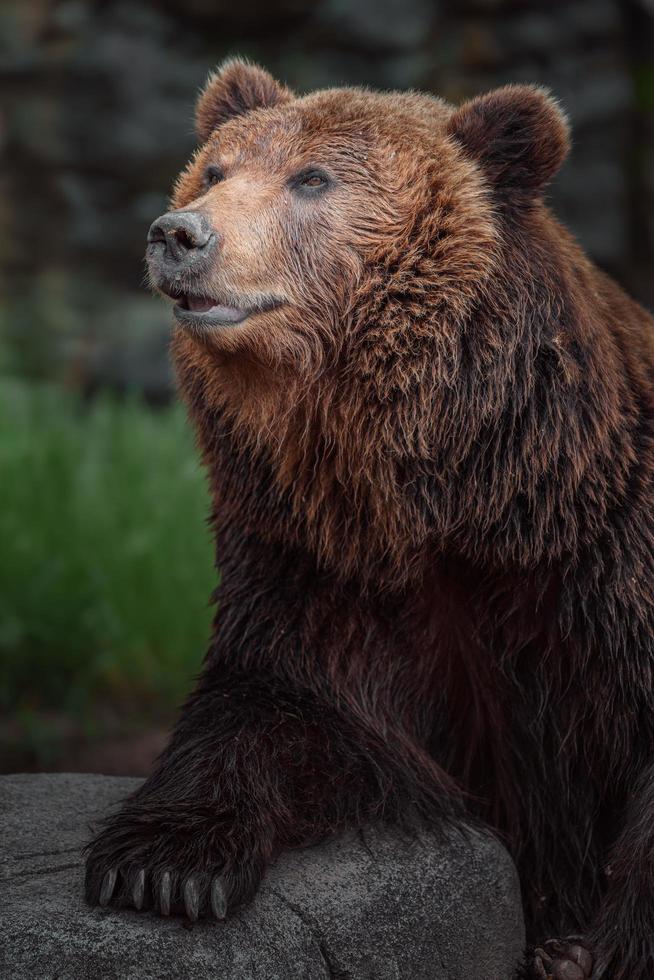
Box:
left=0, top=773, right=525, bottom=980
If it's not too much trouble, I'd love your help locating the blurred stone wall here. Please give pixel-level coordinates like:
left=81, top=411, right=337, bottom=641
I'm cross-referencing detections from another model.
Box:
left=1, top=0, right=653, bottom=396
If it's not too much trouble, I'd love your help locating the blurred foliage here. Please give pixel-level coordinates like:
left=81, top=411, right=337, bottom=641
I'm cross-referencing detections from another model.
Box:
left=0, top=379, right=214, bottom=722
left=0, top=274, right=173, bottom=398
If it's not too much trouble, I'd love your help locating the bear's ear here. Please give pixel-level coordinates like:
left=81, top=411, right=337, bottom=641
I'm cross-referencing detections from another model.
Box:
left=196, top=59, right=294, bottom=142
left=447, top=85, right=570, bottom=196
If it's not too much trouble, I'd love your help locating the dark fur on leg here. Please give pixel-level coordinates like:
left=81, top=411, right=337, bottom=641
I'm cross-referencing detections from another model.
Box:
left=86, top=646, right=468, bottom=919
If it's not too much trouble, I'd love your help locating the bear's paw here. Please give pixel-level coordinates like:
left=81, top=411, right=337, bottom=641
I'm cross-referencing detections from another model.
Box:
left=533, top=937, right=593, bottom=980
left=84, top=803, right=273, bottom=921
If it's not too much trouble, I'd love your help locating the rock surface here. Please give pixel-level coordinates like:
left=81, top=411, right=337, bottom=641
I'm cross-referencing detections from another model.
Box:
left=0, top=774, right=525, bottom=980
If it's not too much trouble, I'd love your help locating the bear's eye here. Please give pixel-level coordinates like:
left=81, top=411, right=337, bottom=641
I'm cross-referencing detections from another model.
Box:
left=204, top=165, right=225, bottom=187
left=302, top=174, right=326, bottom=188
left=290, top=169, right=331, bottom=196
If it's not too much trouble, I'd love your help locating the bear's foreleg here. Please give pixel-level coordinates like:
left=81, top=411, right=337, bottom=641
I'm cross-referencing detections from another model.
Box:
left=85, top=547, right=464, bottom=919
left=84, top=667, right=334, bottom=919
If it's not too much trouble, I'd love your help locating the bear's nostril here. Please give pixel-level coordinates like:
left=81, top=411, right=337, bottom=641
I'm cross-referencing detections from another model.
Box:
left=174, top=228, right=196, bottom=251
left=147, top=222, right=166, bottom=246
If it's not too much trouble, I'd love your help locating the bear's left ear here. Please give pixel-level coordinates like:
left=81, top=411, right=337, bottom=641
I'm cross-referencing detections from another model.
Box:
left=447, top=85, right=570, bottom=196
left=196, top=58, right=294, bottom=142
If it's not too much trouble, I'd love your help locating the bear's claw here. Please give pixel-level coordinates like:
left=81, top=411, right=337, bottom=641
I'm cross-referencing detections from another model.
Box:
left=534, top=937, right=593, bottom=980
left=159, top=870, right=172, bottom=915
left=99, top=867, right=117, bottom=907
left=183, top=874, right=200, bottom=921
left=132, top=868, right=145, bottom=910
left=95, top=864, right=229, bottom=920
left=210, top=877, right=228, bottom=919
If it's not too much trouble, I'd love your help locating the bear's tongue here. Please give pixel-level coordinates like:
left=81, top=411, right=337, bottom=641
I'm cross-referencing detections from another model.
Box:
left=186, top=295, right=220, bottom=312
left=180, top=294, right=250, bottom=325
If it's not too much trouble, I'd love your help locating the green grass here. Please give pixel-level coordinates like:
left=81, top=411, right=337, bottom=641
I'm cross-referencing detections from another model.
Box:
left=0, top=380, right=215, bottom=727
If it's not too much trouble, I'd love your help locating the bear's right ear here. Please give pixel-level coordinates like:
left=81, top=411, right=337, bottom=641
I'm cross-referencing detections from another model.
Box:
left=447, top=85, right=570, bottom=197
left=196, top=59, right=294, bottom=142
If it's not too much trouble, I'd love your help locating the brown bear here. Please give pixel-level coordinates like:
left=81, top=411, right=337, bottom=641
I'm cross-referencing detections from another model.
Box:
left=85, top=60, right=654, bottom=979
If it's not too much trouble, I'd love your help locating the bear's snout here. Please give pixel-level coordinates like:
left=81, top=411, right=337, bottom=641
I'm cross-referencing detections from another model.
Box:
left=147, top=210, right=217, bottom=276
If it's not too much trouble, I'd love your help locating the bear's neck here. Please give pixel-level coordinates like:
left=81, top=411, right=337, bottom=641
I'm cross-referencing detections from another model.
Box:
left=172, top=332, right=421, bottom=586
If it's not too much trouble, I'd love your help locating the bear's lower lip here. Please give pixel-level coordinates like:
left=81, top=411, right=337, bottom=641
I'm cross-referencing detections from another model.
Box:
left=172, top=293, right=284, bottom=329
left=174, top=296, right=250, bottom=327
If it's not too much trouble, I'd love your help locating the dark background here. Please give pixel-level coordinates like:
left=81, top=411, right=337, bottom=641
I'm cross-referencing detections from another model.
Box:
left=2, top=0, right=653, bottom=773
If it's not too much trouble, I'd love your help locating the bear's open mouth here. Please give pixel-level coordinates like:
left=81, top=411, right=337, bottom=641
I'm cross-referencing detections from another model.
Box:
left=171, top=291, right=284, bottom=329
left=176, top=294, right=251, bottom=325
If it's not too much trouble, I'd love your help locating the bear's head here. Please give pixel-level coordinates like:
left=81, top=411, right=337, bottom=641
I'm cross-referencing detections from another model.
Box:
left=147, top=59, right=570, bottom=385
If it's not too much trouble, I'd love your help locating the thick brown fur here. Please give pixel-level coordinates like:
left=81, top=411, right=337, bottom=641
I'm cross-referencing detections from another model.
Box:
left=85, top=60, right=654, bottom=979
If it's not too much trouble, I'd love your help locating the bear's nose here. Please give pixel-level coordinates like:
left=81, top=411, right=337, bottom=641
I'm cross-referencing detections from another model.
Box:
left=147, top=211, right=215, bottom=265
